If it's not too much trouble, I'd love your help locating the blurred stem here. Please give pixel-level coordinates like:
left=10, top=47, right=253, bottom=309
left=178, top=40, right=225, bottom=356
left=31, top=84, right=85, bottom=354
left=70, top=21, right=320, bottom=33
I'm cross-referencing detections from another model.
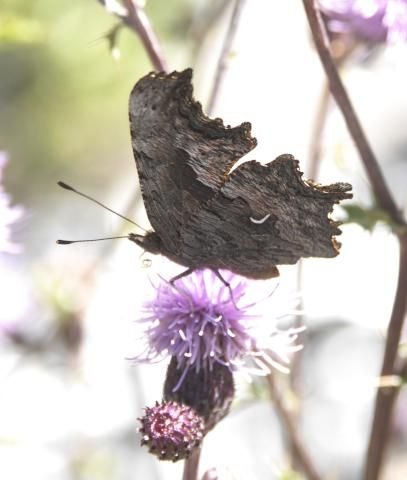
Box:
left=267, top=373, right=322, bottom=480
left=183, top=447, right=201, bottom=480
left=364, top=231, right=407, bottom=480
left=189, top=0, right=232, bottom=67
left=302, top=0, right=404, bottom=226
left=296, top=37, right=356, bottom=395
left=97, top=0, right=169, bottom=71
left=307, top=39, right=356, bottom=182
left=290, top=263, right=305, bottom=393
left=207, top=0, right=246, bottom=115
left=307, top=81, right=330, bottom=181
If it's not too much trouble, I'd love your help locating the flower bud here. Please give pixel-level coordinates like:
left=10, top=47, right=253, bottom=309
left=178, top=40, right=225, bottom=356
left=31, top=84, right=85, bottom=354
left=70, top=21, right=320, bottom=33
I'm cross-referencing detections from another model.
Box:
left=139, top=400, right=204, bottom=462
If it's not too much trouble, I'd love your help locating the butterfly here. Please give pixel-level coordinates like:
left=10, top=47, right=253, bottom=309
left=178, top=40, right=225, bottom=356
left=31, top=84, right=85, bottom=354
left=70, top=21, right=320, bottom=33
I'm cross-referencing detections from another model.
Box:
left=58, top=69, right=352, bottom=283
left=59, top=69, right=352, bottom=283
left=129, top=69, right=352, bottom=279
left=126, top=69, right=352, bottom=281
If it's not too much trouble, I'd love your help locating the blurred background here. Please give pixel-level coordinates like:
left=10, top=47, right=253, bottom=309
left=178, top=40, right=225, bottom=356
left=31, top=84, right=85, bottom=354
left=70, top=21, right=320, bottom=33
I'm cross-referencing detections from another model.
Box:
left=1, top=1, right=407, bottom=479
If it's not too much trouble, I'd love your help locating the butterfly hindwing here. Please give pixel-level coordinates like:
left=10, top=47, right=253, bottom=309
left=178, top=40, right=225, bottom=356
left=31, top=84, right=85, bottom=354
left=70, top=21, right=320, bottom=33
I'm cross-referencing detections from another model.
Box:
left=180, top=155, right=352, bottom=278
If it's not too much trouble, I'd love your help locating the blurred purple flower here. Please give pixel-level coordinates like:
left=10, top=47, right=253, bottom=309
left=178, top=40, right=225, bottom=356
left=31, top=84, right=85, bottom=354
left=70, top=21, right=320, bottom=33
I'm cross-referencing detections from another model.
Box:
left=319, top=0, right=407, bottom=44
left=135, top=269, right=302, bottom=389
left=0, top=151, right=23, bottom=253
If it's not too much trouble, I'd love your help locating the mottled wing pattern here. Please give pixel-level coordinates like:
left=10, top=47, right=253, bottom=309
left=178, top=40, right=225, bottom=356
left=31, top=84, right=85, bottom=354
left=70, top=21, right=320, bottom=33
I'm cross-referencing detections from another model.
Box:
left=181, top=155, right=353, bottom=278
left=129, top=69, right=257, bottom=254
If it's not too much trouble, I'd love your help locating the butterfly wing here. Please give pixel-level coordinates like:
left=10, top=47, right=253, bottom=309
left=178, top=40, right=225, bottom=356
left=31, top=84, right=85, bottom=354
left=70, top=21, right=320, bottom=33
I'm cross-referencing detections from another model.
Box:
left=181, top=154, right=352, bottom=278
left=129, top=69, right=257, bottom=254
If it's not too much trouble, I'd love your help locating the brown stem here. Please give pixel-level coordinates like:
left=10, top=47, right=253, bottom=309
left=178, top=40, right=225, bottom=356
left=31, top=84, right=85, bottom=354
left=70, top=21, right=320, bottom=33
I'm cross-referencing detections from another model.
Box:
left=183, top=447, right=202, bottom=480
left=97, top=0, right=169, bottom=72
left=267, top=373, right=322, bottom=480
left=207, top=0, right=246, bottom=115
left=364, top=231, right=407, bottom=480
left=302, top=0, right=404, bottom=226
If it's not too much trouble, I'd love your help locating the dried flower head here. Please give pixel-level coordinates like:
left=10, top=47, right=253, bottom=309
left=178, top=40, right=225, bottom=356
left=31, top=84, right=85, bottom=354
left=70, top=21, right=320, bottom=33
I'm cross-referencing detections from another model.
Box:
left=139, top=401, right=204, bottom=462
left=135, top=269, right=302, bottom=389
left=320, top=0, right=407, bottom=44
left=0, top=152, right=23, bottom=254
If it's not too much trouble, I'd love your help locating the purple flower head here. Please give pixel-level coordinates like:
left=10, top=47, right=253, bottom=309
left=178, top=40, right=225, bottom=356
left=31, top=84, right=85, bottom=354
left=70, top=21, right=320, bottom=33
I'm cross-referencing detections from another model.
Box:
left=0, top=152, right=23, bottom=254
left=319, top=0, right=407, bottom=44
left=139, top=400, right=204, bottom=462
left=135, top=269, right=302, bottom=389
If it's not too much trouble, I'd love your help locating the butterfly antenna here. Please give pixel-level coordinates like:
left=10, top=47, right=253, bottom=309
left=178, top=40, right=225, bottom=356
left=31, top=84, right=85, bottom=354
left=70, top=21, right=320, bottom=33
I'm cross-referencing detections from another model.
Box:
left=58, top=181, right=147, bottom=233
left=57, top=235, right=130, bottom=245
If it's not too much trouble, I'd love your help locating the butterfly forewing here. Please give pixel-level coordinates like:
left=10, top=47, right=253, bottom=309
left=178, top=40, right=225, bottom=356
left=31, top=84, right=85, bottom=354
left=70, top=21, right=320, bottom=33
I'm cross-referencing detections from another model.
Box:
left=129, top=69, right=257, bottom=256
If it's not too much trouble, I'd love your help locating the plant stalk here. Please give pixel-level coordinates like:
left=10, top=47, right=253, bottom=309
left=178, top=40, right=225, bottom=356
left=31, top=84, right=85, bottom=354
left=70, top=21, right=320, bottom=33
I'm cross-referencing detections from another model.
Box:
left=183, top=447, right=202, bottom=480
left=364, top=231, right=407, bottom=480
left=267, top=374, right=322, bottom=480
left=97, top=0, right=168, bottom=71
left=207, top=0, right=246, bottom=115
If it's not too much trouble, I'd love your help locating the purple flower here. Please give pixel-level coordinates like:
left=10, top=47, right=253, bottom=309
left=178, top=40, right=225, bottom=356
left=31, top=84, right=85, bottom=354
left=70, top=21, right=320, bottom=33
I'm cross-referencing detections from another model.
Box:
left=0, top=152, right=23, bottom=254
left=319, top=0, right=407, bottom=44
left=135, top=269, right=302, bottom=389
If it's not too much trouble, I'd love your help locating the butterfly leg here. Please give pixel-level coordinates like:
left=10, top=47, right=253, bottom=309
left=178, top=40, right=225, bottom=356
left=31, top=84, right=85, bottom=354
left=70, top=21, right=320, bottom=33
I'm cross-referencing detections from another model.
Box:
left=169, top=267, right=195, bottom=285
left=212, top=269, right=239, bottom=310
left=168, top=268, right=196, bottom=304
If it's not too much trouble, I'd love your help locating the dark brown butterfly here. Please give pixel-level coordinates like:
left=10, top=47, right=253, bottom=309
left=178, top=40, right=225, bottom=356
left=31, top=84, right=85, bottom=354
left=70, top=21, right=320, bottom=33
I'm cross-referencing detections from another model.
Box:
left=127, top=69, right=352, bottom=281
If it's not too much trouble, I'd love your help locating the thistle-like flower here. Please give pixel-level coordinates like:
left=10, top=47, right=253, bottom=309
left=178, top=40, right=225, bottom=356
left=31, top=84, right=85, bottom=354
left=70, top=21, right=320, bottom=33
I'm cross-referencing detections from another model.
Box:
left=319, top=0, right=407, bottom=44
left=135, top=269, right=302, bottom=459
left=0, top=152, right=23, bottom=254
left=136, top=269, right=302, bottom=387
left=139, top=401, right=204, bottom=462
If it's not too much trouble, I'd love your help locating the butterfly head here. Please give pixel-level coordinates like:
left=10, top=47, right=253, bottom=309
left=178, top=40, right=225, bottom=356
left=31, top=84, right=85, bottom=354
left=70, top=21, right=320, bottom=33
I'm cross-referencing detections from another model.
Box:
left=128, top=231, right=163, bottom=255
